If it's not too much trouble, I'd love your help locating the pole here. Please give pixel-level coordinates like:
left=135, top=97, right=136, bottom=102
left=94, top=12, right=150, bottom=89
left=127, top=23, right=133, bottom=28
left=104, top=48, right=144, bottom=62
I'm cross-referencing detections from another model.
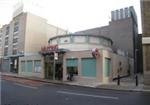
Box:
left=135, top=49, right=138, bottom=86
left=53, top=52, right=55, bottom=80
left=117, top=74, right=120, bottom=86
left=135, top=74, right=138, bottom=86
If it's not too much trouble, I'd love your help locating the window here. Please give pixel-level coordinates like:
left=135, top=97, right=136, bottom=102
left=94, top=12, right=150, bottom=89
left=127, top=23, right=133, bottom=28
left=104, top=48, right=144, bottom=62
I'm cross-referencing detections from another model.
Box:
left=74, top=36, right=86, bottom=43
left=13, top=44, right=17, bottom=49
left=6, top=26, right=9, bottom=35
left=27, top=61, right=33, bottom=72
left=60, top=37, right=70, bottom=44
left=13, top=33, right=18, bottom=37
left=67, top=67, right=78, bottom=75
left=66, top=59, right=78, bottom=75
left=21, top=61, right=25, bottom=72
left=64, top=39, right=68, bottom=42
left=12, top=49, right=17, bottom=55
left=4, top=47, right=8, bottom=56
left=14, top=21, right=19, bottom=32
left=81, top=58, right=96, bottom=77
left=5, top=37, right=9, bottom=45
left=13, top=38, right=18, bottom=43
left=14, top=26, right=19, bottom=32
left=34, top=60, right=41, bottom=73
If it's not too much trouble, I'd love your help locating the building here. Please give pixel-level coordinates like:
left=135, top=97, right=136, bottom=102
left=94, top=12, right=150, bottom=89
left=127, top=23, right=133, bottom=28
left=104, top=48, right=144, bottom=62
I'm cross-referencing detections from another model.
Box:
left=18, top=34, right=132, bottom=84
left=0, top=10, right=67, bottom=73
left=141, top=0, right=150, bottom=86
left=0, top=28, right=2, bottom=70
left=75, top=6, right=142, bottom=74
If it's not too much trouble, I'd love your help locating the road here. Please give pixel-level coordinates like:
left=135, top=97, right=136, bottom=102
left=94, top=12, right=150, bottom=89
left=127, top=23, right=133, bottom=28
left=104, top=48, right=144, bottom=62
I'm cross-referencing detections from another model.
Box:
left=1, top=76, right=150, bottom=105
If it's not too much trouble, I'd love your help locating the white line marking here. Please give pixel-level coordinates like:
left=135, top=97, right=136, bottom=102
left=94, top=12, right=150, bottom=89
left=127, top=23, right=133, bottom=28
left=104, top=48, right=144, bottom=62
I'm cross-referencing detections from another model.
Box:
left=14, top=83, right=38, bottom=89
left=57, top=91, right=119, bottom=100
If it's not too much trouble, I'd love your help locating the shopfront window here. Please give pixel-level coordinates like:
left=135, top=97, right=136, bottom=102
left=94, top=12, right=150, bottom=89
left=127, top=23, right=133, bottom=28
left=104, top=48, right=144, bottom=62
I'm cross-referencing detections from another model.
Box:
left=27, top=61, right=33, bottom=72
left=67, top=67, right=78, bottom=75
left=81, top=58, right=96, bottom=77
left=34, top=60, right=41, bottom=73
left=21, top=61, right=25, bottom=72
left=66, top=59, right=78, bottom=75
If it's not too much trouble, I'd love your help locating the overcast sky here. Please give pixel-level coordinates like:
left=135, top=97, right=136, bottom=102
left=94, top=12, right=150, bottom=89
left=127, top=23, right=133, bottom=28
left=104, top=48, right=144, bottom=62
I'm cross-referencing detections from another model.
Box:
left=0, top=0, right=141, bottom=33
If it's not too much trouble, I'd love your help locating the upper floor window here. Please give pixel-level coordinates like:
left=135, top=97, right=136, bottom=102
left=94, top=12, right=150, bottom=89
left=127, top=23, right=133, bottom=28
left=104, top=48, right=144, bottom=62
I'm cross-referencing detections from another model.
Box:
left=14, top=21, right=19, bottom=32
left=13, top=33, right=18, bottom=37
left=13, top=38, right=18, bottom=43
left=13, top=44, right=17, bottom=49
left=14, top=26, right=19, bottom=32
left=5, top=37, right=9, bottom=45
left=6, top=26, right=9, bottom=35
left=4, top=47, right=8, bottom=56
left=12, top=49, right=17, bottom=55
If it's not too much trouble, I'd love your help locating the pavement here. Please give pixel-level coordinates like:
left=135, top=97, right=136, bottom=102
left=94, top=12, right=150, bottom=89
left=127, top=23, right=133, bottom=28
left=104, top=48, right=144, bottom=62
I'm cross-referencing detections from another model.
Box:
left=1, top=72, right=150, bottom=92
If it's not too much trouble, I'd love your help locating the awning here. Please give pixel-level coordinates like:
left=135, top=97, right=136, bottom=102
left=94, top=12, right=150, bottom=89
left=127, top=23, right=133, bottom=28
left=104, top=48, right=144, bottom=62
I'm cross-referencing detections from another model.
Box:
left=39, top=48, right=69, bottom=56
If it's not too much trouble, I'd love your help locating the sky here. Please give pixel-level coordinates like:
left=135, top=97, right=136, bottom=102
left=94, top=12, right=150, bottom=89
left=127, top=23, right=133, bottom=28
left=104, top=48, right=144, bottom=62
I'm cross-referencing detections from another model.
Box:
left=0, top=0, right=142, bottom=33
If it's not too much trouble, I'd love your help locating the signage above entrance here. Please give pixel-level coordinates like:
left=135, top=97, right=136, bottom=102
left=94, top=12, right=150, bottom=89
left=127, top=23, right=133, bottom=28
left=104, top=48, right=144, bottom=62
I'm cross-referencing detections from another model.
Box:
left=41, top=44, right=59, bottom=53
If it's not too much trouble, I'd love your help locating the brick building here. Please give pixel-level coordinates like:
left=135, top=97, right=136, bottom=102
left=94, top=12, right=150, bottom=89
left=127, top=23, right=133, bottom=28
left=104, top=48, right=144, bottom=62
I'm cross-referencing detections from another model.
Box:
left=141, top=0, right=150, bottom=86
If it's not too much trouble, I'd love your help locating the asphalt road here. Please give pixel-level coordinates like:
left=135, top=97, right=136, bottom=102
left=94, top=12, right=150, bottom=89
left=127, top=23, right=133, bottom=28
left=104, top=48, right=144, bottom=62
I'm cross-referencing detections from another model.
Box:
left=1, top=77, right=150, bottom=105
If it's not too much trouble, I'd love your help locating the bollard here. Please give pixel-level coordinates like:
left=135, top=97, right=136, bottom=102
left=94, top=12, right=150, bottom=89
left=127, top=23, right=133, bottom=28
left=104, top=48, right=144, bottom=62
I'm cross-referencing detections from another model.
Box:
left=117, top=74, right=120, bottom=86
left=135, top=75, right=138, bottom=86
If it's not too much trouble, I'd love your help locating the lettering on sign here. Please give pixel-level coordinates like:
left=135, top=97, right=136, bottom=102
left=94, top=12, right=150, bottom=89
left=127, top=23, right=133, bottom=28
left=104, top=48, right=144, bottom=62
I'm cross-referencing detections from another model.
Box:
left=41, top=44, right=58, bottom=53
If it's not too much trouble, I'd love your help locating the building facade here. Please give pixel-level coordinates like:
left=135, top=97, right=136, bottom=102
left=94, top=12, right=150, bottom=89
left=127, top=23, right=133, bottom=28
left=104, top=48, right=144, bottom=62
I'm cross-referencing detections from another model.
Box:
left=0, top=12, right=67, bottom=73
left=75, top=6, right=143, bottom=74
left=18, top=34, right=132, bottom=85
left=141, top=0, right=150, bottom=86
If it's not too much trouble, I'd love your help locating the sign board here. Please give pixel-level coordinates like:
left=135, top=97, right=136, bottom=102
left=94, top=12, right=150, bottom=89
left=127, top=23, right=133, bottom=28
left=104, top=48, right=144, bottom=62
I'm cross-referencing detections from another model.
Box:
left=41, top=44, right=58, bottom=53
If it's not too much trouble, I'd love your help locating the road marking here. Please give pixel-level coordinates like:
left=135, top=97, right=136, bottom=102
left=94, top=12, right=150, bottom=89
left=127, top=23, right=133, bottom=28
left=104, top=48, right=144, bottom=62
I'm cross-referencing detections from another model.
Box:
left=57, top=91, right=119, bottom=100
left=14, top=83, right=38, bottom=89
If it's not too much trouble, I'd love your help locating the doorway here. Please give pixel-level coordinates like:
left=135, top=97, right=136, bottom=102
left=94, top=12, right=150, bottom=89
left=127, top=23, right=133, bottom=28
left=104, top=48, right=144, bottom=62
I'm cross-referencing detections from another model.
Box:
left=55, top=64, right=63, bottom=80
left=10, top=57, right=19, bottom=73
left=45, top=62, right=53, bottom=79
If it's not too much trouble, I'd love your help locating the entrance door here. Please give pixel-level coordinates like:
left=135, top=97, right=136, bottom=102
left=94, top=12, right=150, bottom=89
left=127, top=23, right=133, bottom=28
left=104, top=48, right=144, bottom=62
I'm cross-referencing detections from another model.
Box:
left=55, top=64, right=63, bottom=80
left=44, top=53, right=64, bottom=80
left=10, top=57, right=19, bottom=73
left=45, top=63, right=53, bottom=79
